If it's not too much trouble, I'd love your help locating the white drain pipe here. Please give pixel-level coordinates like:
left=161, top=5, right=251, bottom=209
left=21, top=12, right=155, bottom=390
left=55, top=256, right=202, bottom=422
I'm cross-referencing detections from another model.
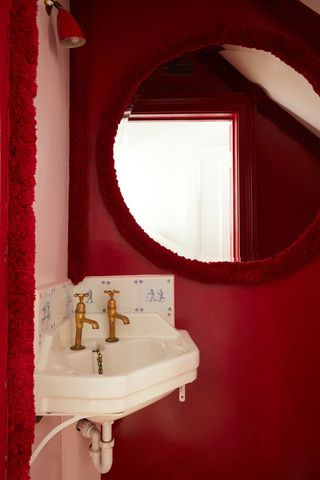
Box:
left=77, top=419, right=115, bottom=474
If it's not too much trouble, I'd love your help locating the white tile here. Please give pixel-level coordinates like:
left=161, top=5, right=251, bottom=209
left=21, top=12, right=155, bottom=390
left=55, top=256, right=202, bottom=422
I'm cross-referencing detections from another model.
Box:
left=33, top=292, right=40, bottom=362
left=70, top=275, right=175, bottom=323
left=138, top=275, right=174, bottom=324
left=72, top=277, right=105, bottom=314
left=72, top=276, right=141, bottom=315
left=66, top=286, right=73, bottom=317
left=39, top=290, right=53, bottom=335
left=35, top=281, right=72, bottom=347
left=34, top=276, right=175, bottom=351
left=101, top=276, right=140, bottom=313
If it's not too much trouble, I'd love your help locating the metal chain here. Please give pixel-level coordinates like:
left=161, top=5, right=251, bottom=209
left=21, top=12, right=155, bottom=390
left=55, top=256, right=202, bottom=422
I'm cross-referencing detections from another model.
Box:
left=93, top=349, right=103, bottom=374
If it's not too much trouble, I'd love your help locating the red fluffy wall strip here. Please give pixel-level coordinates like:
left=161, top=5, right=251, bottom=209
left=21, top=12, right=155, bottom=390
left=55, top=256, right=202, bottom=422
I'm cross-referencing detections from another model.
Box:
left=68, top=0, right=90, bottom=284
left=8, top=0, right=38, bottom=478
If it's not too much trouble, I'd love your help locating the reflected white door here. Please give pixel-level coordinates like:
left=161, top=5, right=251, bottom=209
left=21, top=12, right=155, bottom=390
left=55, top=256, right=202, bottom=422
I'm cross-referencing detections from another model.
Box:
left=114, top=118, right=234, bottom=262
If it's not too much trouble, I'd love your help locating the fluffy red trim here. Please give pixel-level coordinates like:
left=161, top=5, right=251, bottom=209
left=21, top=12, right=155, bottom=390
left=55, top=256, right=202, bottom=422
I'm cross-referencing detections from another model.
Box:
left=7, top=0, right=38, bottom=478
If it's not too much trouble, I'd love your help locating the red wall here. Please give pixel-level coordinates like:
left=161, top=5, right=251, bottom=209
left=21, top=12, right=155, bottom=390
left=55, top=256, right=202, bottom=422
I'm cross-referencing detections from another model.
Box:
left=72, top=1, right=320, bottom=478
left=0, top=0, right=9, bottom=477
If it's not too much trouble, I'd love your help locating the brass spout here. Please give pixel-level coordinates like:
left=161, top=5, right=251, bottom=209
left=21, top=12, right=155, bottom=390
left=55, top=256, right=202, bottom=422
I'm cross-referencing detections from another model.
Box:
left=70, top=293, right=100, bottom=350
left=83, top=318, right=100, bottom=329
left=115, top=313, right=130, bottom=325
left=104, top=290, right=130, bottom=342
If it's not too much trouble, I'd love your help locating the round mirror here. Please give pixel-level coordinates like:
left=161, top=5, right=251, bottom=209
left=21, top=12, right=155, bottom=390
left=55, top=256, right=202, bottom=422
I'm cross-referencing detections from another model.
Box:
left=96, top=34, right=320, bottom=284
left=114, top=46, right=320, bottom=262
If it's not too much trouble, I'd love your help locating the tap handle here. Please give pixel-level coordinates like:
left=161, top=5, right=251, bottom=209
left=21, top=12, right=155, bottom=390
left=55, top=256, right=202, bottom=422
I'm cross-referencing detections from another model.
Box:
left=104, top=289, right=120, bottom=298
left=74, top=293, right=89, bottom=303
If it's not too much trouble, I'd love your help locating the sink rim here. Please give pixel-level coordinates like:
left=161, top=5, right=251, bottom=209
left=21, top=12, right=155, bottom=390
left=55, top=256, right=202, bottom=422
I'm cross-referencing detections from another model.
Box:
left=34, top=313, right=200, bottom=418
left=42, top=334, right=190, bottom=377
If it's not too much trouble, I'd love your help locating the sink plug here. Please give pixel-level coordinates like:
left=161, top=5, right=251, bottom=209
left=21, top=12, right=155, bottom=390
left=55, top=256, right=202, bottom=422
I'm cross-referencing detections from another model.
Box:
left=93, top=349, right=104, bottom=374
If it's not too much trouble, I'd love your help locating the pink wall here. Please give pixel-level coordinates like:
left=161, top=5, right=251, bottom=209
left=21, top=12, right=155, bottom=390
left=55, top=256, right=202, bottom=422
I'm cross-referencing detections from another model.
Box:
left=69, top=0, right=320, bottom=478
left=34, top=0, right=69, bottom=289
left=32, top=3, right=98, bottom=480
left=31, top=1, right=69, bottom=478
left=31, top=416, right=99, bottom=480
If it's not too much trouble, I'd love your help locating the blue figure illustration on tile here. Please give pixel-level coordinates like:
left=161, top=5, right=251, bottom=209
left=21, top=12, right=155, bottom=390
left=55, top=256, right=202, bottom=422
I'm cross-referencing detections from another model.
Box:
left=42, top=301, right=51, bottom=323
left=85, top=289, right=94, bottom=303
left=145, top=289, right=156, bottom=302
left=145, top=288, right=166, bottom=302
left=155, top=289, right=165, bottom=302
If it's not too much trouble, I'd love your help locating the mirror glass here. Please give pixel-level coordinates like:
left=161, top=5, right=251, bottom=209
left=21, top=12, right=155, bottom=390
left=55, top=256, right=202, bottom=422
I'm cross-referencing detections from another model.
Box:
left=114, top=46, right=320, bottom=262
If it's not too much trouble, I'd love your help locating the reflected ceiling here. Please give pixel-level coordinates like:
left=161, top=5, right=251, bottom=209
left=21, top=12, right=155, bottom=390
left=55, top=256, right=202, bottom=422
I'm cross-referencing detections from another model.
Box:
left=221, top=45, right=320, bottom=136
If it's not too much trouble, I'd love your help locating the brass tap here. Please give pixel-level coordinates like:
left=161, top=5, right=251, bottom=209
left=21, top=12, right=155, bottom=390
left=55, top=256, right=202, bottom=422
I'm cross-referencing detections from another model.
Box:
left=104, top=290, right=130, bottom=342
left=70, top=293, right=100, bottom=351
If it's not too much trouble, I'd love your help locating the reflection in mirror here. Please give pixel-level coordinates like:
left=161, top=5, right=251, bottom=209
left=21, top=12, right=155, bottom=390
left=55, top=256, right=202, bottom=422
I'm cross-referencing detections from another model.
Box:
left=115, top=117, right=235, bottom=262
left=114, top=46, right=320, bottom=262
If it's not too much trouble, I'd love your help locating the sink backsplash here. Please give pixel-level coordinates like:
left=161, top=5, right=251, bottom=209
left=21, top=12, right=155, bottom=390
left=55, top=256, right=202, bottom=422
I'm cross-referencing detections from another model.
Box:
left=34, top=280, right=72, bottom=361
left=34, top=275, right=174, bottom=361
left=74, top=275, right=174, bottom=320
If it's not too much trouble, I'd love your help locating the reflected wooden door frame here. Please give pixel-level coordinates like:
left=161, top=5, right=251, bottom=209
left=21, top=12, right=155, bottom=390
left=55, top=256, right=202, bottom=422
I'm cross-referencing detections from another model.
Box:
left=130, top=94, right=257, bottom=261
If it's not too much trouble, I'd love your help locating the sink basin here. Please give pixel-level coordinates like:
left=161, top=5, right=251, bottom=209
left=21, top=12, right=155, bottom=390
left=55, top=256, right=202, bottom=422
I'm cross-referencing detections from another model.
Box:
left=35, top=313, right=199, bottom=420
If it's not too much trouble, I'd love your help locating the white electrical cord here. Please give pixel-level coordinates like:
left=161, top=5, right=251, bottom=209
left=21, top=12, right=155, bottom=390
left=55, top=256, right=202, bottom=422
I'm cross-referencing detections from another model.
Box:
left=30, top=416, right=84, bottom=465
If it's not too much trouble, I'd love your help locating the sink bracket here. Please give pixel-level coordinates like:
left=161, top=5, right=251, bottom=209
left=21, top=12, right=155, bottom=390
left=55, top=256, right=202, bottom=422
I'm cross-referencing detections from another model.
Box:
left=179, top=385, right=186, bottom=402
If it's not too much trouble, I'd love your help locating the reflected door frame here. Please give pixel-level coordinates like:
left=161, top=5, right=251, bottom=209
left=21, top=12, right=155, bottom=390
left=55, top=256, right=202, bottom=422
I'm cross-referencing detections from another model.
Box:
left=130, top=94, right=257, bottom=261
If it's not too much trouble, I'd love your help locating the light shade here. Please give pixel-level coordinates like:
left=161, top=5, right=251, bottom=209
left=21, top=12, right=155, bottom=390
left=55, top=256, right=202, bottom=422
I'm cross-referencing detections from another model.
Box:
left=57, top=8, right=86, bottom=48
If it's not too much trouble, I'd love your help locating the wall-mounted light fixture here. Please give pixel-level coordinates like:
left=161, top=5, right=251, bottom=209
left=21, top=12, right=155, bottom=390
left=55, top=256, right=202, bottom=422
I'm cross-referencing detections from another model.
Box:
left=44, top=0, right=86, bottom=48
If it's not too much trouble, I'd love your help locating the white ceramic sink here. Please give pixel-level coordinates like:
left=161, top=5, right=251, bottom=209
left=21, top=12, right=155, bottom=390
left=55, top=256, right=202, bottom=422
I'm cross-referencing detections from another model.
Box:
left=35, top=313, right=199, bottom=420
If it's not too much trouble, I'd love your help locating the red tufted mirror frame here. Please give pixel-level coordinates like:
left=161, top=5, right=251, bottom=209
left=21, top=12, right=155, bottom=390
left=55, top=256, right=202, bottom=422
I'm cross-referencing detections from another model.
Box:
left=94, top=24, right=320, bottom=285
